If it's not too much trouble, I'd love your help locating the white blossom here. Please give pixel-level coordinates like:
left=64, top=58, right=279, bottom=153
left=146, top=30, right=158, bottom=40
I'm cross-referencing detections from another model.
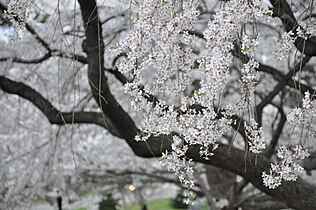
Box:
left=287, top=91, right=316, bottom=126
left=245, top=118, right=266, bottom=154
left=263, top=145, right=309, bottom=189
left=287, top=108, right=303, bottom=124
left=274, top=31, right=295, bottom=60
left=4, top=0, right=32, bottom=42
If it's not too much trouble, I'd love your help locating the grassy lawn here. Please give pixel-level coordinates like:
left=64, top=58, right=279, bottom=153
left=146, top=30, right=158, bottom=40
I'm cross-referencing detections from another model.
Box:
left=127, top=198, right=187, bottom=210
left=72, top=199, right=185, bottom=210
left=74, top=198, right=210, bottom=210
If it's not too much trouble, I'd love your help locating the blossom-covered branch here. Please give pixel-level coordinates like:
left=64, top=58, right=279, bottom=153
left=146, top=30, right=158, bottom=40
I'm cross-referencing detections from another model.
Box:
left=269, top=0, right=316, bottom=56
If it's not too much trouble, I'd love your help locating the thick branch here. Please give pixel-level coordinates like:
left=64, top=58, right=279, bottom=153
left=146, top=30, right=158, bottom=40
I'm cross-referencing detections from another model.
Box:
left=0, top=53, right=52, bottom=64
left=258, top=63, right=316, bottom=94
left=269, top=0, right=316, bottom=56
left=0, top=75, right=120, bottom=136
left=78, top=0, right=138, bottom=142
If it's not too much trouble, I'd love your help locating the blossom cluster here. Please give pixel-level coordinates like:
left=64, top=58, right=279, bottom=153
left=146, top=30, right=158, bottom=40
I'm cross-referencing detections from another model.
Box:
left=244, top=118, right=266, bottom=154
left=241, top=35, right=259, bottom=56
left=273, top=25, right=316, bottom=60
left=287, top=91, right=316, bottom=127
left=160, top=136, right=194, bottom=188
left=274, top=31, right=295, bottom=60
left=262, top=145, right=310, bottom=189
left=263, top=92, right=315, bottom=189
left=4, top=0, right=32, bottom=42
left=114, top=0, right=272, bottom=191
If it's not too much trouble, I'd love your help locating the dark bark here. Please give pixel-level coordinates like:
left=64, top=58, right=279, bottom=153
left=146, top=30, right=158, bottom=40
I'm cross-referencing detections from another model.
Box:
left=269, top=0, right=316, bottom=56
left=0, top=75, right=121, bottom=137
left=256, top=56, right=311, bottom=126
left=78, top=0, right=138, bottom=142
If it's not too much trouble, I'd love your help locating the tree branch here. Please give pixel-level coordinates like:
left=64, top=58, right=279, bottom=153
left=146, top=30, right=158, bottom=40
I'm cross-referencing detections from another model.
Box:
left=233, top=43, right=316, bottom=95
left=256, top=56, right=311, bottom=125
left=0, top=75, right=121, bottom=137
left=264, top=106, right=286, bottom=158
left=258, top=62, right=316, bottom=95
left=78, top=0, right=138, bottom=142
left=269, top=0, right=316, bottom=56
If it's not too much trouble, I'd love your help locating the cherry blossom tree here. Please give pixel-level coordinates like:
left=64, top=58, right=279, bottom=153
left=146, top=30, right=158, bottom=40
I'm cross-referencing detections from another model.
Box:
left=0, top=0, right=316, bottom=209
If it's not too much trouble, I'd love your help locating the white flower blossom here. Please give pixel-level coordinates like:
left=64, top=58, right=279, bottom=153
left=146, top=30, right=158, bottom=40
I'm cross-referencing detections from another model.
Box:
left=4, top=0, right=32, bottom=42
left=263, top=145, right=309, bottom=189
left=245, top=119, right=266, bottom=154
left=287, top=91, right=316, bottom=126
left=287, top=108, right=303, bottom=124
left=274, top=31, right=295, bottom=60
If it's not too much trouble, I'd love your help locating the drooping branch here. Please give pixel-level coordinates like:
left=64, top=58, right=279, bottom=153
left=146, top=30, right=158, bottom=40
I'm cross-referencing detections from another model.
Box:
left=0, top=75, right=121, bottom=137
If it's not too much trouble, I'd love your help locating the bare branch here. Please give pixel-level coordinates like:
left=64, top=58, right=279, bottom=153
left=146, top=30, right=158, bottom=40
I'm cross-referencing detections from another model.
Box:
left=264, top=106, right=286, bottom=158
left=256, top=56, right=311, bottom=125
left=78, top=0, right=139, bottom=141
left=0, top=75, right=121, bottom=137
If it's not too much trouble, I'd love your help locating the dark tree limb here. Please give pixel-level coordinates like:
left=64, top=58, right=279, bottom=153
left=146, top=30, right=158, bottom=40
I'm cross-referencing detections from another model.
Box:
left=0, top=75, right=121, bottom=137
left=256, top=56, right=311, bottom=125
left=0, top=53, right=53, bottom=64
left=269, top=0, right=316, bottom=56
left=78, top=0, right=138, bottom=142
left=258, top=63, right=316, bottom=94
left=264, top=106, right=286, bottom=158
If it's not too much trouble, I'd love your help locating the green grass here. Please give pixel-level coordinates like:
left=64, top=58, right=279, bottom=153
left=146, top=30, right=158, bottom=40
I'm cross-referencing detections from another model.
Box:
left=73, top=198, right=209, bottom=210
